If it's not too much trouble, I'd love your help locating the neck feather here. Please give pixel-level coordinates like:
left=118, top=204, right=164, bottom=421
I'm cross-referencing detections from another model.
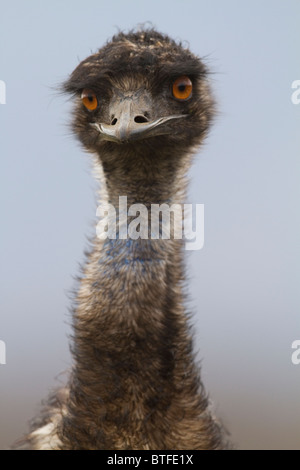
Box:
left=59, top=145, right=225, bottom=450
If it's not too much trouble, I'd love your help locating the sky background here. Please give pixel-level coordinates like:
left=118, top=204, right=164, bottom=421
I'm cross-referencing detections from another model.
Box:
left=0, top=0, right=300, bottom=450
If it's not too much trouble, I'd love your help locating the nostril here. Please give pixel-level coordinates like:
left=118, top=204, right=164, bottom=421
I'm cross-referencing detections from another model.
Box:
left=134, top=115, right=149, bottom=124
left=110, top=114, right=117, bottom=125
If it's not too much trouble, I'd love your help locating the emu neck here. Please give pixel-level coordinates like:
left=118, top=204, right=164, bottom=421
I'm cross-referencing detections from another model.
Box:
left=62, top=145, right=223, bottom=450
left=77, top=144, right=188, bottom=338
left=99, top=140, right=190, bottom=205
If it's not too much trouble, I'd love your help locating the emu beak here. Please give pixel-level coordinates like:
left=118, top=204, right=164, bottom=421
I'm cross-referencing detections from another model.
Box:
left=90, top=91, right=187, bottom=143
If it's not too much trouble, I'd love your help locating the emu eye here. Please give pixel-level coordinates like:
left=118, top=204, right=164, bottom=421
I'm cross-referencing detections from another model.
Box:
left=81, top=89, right=98, bottom=111
left=172, top=76, right=193, bottom=101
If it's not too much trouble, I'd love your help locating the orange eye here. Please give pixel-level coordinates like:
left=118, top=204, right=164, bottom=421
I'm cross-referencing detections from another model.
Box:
left=81, top=89, right=98, bottom=111
left=172, top=76, right=193, bottom=101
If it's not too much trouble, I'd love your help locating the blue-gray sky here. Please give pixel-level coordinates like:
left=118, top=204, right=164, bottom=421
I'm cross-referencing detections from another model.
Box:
left=0, top=0, right=300, bottom=449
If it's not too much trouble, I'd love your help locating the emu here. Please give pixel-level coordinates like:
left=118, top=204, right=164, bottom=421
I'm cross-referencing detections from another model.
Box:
left=13, top=28, right=229, bottom=450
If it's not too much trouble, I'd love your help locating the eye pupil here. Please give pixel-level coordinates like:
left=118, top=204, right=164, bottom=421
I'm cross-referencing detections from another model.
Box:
left=81, top=89, right=98, bottom=111
left=172, top=76, right=193, bottom=101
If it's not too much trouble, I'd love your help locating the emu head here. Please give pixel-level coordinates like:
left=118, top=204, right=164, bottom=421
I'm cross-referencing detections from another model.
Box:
left=63, top=29, right=214, bottom=160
